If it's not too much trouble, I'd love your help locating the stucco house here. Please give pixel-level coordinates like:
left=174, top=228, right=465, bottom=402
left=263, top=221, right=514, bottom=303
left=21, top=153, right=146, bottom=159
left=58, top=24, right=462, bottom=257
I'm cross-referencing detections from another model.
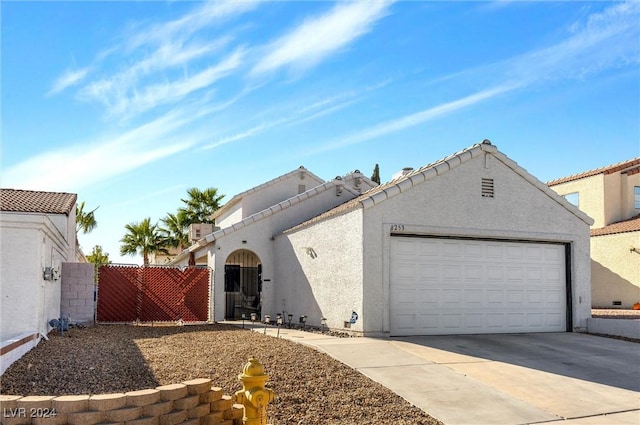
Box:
left=548, top=158, right=640, bottom=308
left=0, top=189, right=78, bottom=373
left=174, top=141, right=593, bottom=336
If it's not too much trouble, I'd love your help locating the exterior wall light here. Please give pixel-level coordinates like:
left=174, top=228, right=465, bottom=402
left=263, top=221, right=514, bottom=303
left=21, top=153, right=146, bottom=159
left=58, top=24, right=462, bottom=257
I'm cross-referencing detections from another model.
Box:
left=263, top=314, right=271, bottom=334
left=276, top=314, right=284, bottom=338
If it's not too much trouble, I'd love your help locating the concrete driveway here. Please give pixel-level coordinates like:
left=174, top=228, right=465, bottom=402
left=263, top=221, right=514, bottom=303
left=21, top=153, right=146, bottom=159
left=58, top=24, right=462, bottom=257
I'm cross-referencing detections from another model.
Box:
left=278, top=330, right=640, bottom=425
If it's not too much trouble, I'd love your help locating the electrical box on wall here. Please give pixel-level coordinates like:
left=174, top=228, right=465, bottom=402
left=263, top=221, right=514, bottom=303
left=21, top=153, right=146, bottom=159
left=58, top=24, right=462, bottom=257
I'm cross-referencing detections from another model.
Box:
left=43, top=267, right=54, bottom=281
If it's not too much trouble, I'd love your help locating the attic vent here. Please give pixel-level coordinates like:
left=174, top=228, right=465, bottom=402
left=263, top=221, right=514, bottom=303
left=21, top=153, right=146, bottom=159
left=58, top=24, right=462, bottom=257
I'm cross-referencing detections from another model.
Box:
left=298, top=184, right=306, bottom=194
left=481, top=178, right=494, bottom=198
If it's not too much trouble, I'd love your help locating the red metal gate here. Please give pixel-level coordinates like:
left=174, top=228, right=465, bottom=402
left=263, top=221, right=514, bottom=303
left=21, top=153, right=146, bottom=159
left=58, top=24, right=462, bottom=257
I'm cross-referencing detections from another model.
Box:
left=97, top=265, right=210, bottom=323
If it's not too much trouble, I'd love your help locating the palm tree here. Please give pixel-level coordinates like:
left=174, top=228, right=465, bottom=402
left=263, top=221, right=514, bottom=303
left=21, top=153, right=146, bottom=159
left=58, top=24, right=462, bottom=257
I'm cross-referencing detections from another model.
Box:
left=87, top=245, right=110, bottom=283
left=76, top=201, right=98, bottom=234
left=159, top=210, right=190, bottom=250
left=179, top=187, right=225, bottom=225
left=120, top=218, right=168, bottom=266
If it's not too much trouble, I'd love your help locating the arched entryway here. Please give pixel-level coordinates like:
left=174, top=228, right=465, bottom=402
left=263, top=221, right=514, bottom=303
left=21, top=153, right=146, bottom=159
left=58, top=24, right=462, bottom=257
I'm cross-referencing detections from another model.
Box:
left=224, top=249, right=262, bottom=320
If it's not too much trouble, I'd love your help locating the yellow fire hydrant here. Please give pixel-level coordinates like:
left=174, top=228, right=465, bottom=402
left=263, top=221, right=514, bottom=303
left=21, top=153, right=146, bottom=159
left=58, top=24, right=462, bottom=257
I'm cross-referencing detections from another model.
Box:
left=235, top=357, right=277, bottom=425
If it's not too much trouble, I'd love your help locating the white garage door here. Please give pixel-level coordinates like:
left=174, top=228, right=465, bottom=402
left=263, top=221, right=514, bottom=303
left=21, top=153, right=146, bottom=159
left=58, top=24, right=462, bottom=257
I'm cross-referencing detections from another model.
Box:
left=390, top=237, right=567, bottom=336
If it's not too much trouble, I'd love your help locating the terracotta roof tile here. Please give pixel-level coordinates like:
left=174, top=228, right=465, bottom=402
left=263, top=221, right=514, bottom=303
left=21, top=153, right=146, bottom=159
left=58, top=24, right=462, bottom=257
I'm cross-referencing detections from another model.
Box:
left=591, top=214, right=640, bottom=237
left=548, top=158, right=640, bottom=186
left=0, top=188, right=77, bottom=215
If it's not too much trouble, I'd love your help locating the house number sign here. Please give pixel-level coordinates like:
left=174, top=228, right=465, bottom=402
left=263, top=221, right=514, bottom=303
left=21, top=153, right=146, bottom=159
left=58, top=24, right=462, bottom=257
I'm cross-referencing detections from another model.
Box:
left=390, top=224, right=405, bottom=232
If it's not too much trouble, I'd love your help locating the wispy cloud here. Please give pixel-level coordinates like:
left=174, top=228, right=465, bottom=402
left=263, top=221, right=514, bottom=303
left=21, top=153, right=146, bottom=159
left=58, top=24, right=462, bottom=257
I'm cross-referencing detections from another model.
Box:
left=310, top=83, right=519, bottom=154
left=3, top=107, right=207, bottom=193
left=51, top=0, right=257, bottom=120
left=309, top=1, right=639, bottom=154
left=202, top=78, right=393, bottom=150
left=82, top=47, right=245, bottom=119
left=48, top=67, right=90, bottom=95
left=250, top=0, right=393, bottom=76
left=124, top=0, right=260, bottom=51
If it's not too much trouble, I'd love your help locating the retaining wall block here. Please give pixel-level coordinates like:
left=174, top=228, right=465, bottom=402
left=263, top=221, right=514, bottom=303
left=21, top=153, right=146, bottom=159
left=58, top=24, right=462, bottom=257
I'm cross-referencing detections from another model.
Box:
left=158, top=409, right=187, bottom=425
left=186, top=402, right=210, bottom=419
left=210, top=395, right=233, bottom=412
left=201, top=412, right=224, bottom=425
left=156, top=384, right=188, bottom=401
left=0, top=395, right=22, bottom=410
left=224, top=404, right=244, bottom=420
left=104, top=405, right=143, bottom=422
left=0, top=416, right=31, bottom=425
left=200, top=388, right=223, bottom=403
left=126, top=416, right=161, bottom=425
left=52, top=395, right=89, bottom=413
left=66, top=409, right=105, bottom=425
left=16, top=396, right=55, bottom=411
left=142, top=401, right=173, bottom=417
left=172, top=394, right=199, bottom=411
left=182, top=378, right=212, bottom=395
left=88, top=393, right=126, bottom=411
left=125, top=389, right=161, bottom=407
left=32, top=413, right=68, bottom=425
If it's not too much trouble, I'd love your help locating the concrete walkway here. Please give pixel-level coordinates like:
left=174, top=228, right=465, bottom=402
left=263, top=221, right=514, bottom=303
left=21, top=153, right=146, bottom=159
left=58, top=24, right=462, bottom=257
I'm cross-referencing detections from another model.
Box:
left=230, top=322, right=640, bottom=425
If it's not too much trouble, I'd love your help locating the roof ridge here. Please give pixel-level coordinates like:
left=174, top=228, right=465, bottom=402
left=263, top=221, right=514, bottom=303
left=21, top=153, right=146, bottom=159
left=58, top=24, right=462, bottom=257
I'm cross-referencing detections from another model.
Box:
left=187, top=179, right=342, bottom=253
left=212, top=166, right=325, bottom=219
left=284, top=141, right=495, bottom=233
left=548, top=157, right=640, bottom=186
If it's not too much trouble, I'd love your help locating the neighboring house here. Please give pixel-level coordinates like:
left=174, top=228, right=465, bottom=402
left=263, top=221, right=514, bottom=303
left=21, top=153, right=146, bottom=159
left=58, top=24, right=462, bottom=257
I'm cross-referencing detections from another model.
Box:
left=0, top=188, right=78, bottom=373
left=175, top=141, right=593, bottom=336
left=548, top=158, right=640, bottom=308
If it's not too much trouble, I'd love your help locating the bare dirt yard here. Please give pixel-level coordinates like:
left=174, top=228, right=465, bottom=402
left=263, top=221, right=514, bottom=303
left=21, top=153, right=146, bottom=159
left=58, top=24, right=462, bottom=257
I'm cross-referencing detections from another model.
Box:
left=1, top=324, right=442, bottom=425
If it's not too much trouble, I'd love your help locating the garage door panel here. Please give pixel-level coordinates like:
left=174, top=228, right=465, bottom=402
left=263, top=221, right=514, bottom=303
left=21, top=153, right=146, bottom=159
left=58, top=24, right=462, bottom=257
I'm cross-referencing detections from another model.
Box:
left=465, top=265, right=483, bottom=281
left=390, top=237, right=567, bottom=336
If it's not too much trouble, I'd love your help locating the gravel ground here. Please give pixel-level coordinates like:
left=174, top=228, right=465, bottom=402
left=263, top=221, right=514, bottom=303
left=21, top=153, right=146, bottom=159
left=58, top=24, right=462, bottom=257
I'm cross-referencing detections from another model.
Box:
left=0, top=324, right=442, bottom=425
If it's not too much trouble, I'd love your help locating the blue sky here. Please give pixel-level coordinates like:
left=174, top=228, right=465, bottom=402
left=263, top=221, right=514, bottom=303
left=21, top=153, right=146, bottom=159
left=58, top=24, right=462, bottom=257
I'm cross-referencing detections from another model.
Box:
left=2, top=0, right=639, bottom=264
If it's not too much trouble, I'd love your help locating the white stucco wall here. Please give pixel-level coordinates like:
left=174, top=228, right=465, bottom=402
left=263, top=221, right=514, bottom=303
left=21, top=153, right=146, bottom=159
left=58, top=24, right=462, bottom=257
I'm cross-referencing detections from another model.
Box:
left=215, top=204, right=243, bottom=229
left=274, top=209, right=364, bottom=331
left=216, top=170, right=326, bottom=230
left=197, top=183, right=362, bottom=322
left=0, top=212, right=74, bottom=341
left=358, top=153, right=592, bottom=334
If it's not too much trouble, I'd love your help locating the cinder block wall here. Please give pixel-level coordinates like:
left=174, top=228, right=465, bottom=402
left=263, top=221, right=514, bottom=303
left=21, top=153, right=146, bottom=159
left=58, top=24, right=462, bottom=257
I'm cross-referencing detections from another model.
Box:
left=60, top=263, right=95, bottom=324
left=0, top=378, right=245, bottom=425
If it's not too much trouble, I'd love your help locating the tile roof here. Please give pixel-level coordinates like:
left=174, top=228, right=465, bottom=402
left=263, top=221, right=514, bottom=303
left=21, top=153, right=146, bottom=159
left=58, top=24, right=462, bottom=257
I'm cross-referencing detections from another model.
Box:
left=547, top=158, right=640, bottom=186
left=590, top=214, right=640, bottom=237
left=0, top=188, right=77, bottom=215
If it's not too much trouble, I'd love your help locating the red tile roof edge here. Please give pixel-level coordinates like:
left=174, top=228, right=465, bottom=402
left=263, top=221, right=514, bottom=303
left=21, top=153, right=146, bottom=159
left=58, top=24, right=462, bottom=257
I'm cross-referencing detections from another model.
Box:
left=548, top=158, right=640, bottom=186
left=0, top=188, right=77, bottom=215
left=590, top=214, right=640, bottom=237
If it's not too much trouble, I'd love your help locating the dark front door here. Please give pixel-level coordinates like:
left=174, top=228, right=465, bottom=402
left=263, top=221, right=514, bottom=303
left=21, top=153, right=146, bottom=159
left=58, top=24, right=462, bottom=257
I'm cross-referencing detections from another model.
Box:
left=225, top=264, right=261, bottom=319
